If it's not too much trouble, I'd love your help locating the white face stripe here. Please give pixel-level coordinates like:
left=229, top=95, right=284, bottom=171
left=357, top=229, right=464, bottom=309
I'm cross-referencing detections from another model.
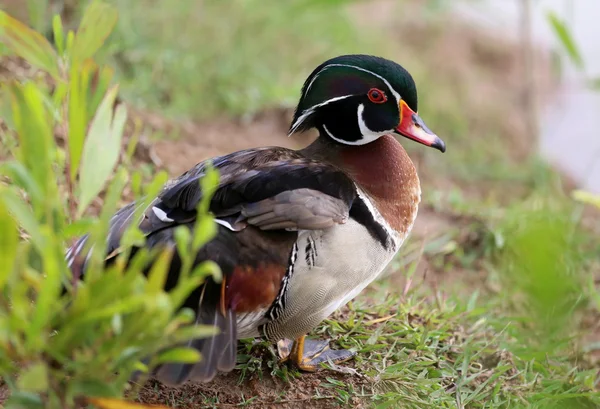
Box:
left=292, top=63, right=402, bottom=144
left=288, top=94, right=353, bottom=136
left=356, top=104, right=393, bottom=143
left=323, top=123, right=370, bottom=146
left=305, top=63, right=401, bottom=104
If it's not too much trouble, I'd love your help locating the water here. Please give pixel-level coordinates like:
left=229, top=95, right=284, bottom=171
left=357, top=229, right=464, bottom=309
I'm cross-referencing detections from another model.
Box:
left=454, top=0, right=600, bottom=193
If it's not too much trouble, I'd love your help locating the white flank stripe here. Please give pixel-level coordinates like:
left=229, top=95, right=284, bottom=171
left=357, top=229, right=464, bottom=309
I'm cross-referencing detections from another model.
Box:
left=152, top=206, right=174, bottom=223
left=355, top=186, right=400, bottom=250
left=214, top=218, right=236, bottom=231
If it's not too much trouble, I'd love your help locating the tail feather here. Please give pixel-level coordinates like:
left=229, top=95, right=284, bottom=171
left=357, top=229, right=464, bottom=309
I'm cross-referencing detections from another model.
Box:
left=152, top=306, right=237, bottom=386
left=216, top=309, right=237, bottom=372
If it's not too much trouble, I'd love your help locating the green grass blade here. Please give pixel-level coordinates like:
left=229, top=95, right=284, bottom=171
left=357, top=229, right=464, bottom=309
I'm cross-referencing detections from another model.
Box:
left=0, top=10, right=59, bottom=79
left=546, top=11, right=584, bottom=69
left=71, top=1, right=118, bottom=64
left=77, top=86, right=127, bottom=216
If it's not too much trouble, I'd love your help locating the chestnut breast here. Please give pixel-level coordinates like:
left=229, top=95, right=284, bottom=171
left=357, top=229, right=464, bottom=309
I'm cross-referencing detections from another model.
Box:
left=338, top=135, right=421, bottom=236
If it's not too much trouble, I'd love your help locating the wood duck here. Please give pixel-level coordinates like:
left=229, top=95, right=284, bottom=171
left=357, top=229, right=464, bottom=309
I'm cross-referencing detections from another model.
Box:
left=66, top=54, right=445, bottom=386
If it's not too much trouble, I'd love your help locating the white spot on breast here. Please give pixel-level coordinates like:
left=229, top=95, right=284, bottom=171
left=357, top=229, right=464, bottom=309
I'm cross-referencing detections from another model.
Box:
left=152, top=206, right=174, bottom=223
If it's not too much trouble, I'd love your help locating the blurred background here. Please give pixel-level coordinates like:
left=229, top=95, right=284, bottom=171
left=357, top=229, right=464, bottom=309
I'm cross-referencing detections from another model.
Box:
left=1, top=0, right=599, bottom=408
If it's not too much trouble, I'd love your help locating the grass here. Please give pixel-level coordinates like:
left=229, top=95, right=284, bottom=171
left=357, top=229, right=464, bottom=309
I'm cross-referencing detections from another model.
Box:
left=90, top=0, right=375, bottom=120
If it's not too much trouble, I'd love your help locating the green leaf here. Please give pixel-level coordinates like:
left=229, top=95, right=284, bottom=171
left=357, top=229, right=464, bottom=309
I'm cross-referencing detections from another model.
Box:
left=78, top=86, right=127, bottom=216
left=173, top=225, right=192, bottom=262
left=71, top=0, right=118, bottom=64
left=6, top=82, right=55, bottom=200
left=0, top=199, right=18, bottom=289
left=27, top=226, right=65, bottom=351
left=192, top=216, right=216, bottom=251
left=191, top=260, right=221, bottom=283
left=68, top=60, right=103, bottom=182
left=0, top=187, right=43, bottom=248
left=69, top=379, right=119, bottom=399
left=146, top=249, right=174, bottom=294
left=52, top=13, right=65, bottom=55
left=547, top=11, right=584, bottom=69
left=26, top=0, right=49, bottom=33
left=0, top=10, right=59, bottom=78
left=88, top=65, right=115, bottom=118
left=170, top=324, right=220, bottom=345
left=120, top=225, right=146, bottom=248
left=16, top=362, right=48, bottom=392
left=83, top=168, right=128, bottom=275
left=154, top=347, right=201, bottom=365
left=61, top=217, right=96, bottom=240
left=69, top=295, right=147, bottom=325
left=112, top=346, right=143, bottom=369
left=571, top=189, right=600, bottom=209
left=3, top=391, right=44, bottom=409
left=0, top=161, right=43, bottom=207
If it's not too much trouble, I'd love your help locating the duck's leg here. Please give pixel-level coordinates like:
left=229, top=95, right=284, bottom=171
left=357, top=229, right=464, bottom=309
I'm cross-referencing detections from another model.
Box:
left=276, top=336, right=356, bottom=372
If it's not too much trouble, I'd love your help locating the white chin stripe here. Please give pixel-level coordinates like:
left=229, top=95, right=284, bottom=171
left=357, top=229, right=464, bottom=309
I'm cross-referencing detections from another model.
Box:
left=322, top=104, right=391, bottom=146
left=357, top=104, right=392, bottom=143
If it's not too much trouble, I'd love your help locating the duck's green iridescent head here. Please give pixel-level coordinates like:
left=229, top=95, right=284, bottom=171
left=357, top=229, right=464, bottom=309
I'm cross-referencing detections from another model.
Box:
left=289, top=54, right=445, bottom=153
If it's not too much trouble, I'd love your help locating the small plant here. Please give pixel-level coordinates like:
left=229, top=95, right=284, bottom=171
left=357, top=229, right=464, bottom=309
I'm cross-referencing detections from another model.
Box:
left=0, top=2, right=219, bottom=408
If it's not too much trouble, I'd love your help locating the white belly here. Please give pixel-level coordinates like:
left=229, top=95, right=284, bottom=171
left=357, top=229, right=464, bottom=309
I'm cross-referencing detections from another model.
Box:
left=269, top=218, right=402, bottom=339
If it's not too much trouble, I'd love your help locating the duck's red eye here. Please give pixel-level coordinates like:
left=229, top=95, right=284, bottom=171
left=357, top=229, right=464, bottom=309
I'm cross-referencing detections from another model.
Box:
left=367, top=88, right=387, bottom=104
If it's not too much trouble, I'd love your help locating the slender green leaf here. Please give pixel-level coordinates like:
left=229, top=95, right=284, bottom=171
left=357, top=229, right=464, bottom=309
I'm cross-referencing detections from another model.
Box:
left=78, top=86, right=127, bottom=216
left=547, top=11, right=583, bottom=69
left=52, top=14, right=65, bottom=55
left=0, top=161, right=43, bottom=206
left=68, top=295, right=147, bottom=325
left=0, top=10, right=59, bottom=78
left=571, top=189, right=600, bottom=209
left=6, top=82, right=55, bottom=198
left=0, top=187, right=43, bottom=247
left=174, top=225, right=192, bottom=262
left=154, top=347, right=201, bottom=365
left=71, top=0, right=118, bottom=63
left=170, top=324, right=220, bottom=344
left=69, top=380, right=119, bottom=399
left=27, top=226, right=65, bottom=351
left=191, top=260, right=221, bottom=282
left=83, top=168, right=128, bottom=276
left=88, top=65, right=115, bottom=118
left=0, top=199, right=18, bottom=289
left=146, top=249, right=174, bottom=294
left=68, top=60, right=97, bottom=181
left=3, top=391, right=44, bottom=409
left=61, top=217, right=96, bottom=240
left=26, top=0, right=49, bottom=33
left=192, top=216, right=216, bottom=251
